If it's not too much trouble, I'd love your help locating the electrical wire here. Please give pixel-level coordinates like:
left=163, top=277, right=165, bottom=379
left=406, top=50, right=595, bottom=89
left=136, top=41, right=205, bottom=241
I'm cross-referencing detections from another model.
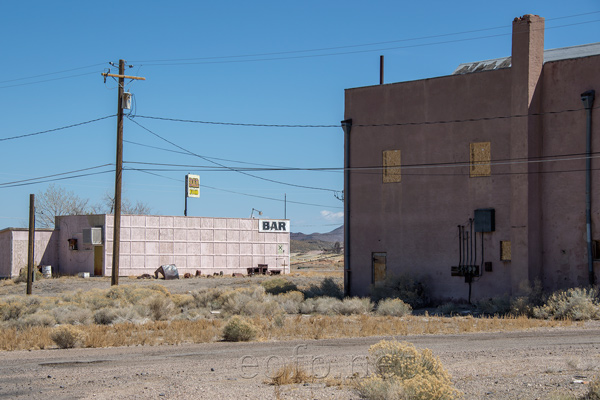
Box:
left=0, top=115, right=115, bottom=142
left=133, top=115, right=338, bottom=128
left=131, top=12, right=600, bottom=66
left=0, top=71, right=100, bottom=89
left=0, top=170, right=114, bottom=189
left=131, top=168, right=343, bottom=209
left=0, top=164, right=114, bottom=187
left=127, top=117, right=340, bottom=193
left=0, top=62, right=107, bottom=84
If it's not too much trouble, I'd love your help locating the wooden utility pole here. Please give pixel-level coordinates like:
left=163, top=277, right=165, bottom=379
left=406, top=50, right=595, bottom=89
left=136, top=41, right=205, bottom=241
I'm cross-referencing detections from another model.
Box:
left=26, top=194, right=35, bottom=295
left=102, top=61, right=145, bottom=286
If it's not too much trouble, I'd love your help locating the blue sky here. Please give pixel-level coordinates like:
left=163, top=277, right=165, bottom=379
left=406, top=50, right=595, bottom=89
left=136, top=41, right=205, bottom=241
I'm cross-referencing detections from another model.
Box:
left=1, top=1, right=598, bottom=233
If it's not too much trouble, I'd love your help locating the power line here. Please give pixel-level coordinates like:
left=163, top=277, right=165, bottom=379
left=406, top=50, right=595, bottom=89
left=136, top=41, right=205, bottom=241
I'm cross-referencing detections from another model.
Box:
left=131, top=168, right=343, bottom=209
left=130, top=12, right=600, bottom=66
left=133, top=115, right=338, bottom=128
left=0, top=164, right=114, bottom=187
left=128, top=117, right=340, bottom=193
left=0, top=71, right=100, bottom=89
left=0, top=115, right=115, bottom=142
left=0, top=62, right=106, bottom=84
left=0, top=170, right=114, bottom=189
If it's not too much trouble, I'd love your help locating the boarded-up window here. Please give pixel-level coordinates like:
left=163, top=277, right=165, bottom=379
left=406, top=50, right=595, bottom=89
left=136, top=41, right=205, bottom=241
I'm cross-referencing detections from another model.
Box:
left=470, top=142, right=491, bottom=177
left=500, top=241, right=511, bottom=261
left=593, top=240, right=600, bottom=261
left=383, top=150, right=401, bottom=183
left=372, top=252, right=387, bottom=284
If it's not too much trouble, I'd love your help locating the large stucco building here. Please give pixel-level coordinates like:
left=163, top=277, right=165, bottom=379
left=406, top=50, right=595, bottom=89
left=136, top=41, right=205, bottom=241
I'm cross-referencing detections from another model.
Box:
left=0, top=215, right=290, bottom=278
left=343, top=15, right=599, bottom=302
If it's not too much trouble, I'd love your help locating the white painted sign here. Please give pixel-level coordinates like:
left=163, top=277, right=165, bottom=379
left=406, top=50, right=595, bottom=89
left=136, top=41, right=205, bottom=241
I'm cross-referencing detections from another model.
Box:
left=186, top=174, right=200, bottom=198
left=259, top=219, right=290, bottom=233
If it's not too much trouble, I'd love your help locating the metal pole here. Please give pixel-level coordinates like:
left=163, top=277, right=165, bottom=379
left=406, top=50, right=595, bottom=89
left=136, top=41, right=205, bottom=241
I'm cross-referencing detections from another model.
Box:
left=184, top=175, right=188, bottom=217
left=581, top=90, right=595, bottom=285
left=284, top=193, right=286, bottom=219
left=111, top=59, right=125, bottom=286
left=379, top=55, right=384, bottom=85
left=26, top=194, right=35, bottom=295
left=341, top=119, right=352, bottom=296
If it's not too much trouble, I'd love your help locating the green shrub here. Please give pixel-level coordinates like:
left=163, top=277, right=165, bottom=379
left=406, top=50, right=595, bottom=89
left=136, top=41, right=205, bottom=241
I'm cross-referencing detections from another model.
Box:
left=50, top=325, right=84, bottom=349
left=261, top=278, right=298, bottom=295
left=222, top=316, right=257, bottom=342
left=303, top=277, right=344, bottom=299
left=475, top=296, right=511, bottom=315
left=354, top=340, right=460, bottom=400
left=533, top=287, right=600, bottom=320
left=93, top=308, right=119, bottom=325
left=376, top=298, right=412, bottom=317
left=370, top=274, right=429, bottom=309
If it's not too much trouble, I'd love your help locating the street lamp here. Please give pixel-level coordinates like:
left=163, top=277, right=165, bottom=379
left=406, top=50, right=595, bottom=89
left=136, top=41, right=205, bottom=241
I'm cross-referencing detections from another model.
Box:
left=250, top=208, right=263, bottom=219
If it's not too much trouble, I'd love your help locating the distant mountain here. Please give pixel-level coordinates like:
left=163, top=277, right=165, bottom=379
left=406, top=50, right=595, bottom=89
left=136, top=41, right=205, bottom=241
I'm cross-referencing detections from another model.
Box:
left=291, top=225, right=343, bottom=243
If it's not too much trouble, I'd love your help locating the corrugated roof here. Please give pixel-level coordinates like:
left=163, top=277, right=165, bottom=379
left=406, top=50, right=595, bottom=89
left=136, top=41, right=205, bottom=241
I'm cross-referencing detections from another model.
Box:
left=452, top=42, right=600, bottom=75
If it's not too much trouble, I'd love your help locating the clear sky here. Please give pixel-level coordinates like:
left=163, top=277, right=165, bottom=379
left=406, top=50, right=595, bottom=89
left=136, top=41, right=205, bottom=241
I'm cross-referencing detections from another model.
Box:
left=1, top=1, right=598, bottom=233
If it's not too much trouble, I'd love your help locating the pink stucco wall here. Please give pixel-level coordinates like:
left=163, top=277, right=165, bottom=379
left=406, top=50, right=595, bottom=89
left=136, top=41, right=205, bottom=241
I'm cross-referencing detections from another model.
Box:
left=0, top=228, right=57, bottom=278
left=344, top=15, right=600, bottom=301
left=55, top=214, right=290, bottom=276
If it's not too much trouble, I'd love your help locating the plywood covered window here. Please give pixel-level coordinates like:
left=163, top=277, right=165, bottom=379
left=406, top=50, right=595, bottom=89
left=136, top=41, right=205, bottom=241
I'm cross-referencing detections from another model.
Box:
left=383, top=150, right=401, bottom=183
left=500, top=241, right=511, bottom=261
left=470, top=142, right=491, bottom=177
left=372, top=252, right=387, bottom=284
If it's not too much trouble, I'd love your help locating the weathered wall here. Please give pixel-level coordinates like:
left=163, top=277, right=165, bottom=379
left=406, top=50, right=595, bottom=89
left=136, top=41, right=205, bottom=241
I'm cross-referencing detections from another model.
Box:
left=0, top=228, right=57, bottom=278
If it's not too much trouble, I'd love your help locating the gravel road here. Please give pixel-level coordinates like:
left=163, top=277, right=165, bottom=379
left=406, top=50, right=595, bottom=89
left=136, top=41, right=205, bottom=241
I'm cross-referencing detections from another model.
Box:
left=1, top=323, right=599, bottom=399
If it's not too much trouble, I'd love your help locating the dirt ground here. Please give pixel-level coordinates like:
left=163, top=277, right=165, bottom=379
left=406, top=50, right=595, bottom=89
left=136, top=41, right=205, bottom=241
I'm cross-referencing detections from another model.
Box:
left=0, top=324, right=599, bottom=399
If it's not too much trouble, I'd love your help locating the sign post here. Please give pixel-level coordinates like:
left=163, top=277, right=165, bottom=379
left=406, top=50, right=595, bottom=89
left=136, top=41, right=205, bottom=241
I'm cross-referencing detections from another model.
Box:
left=185, top=174, right=200, bottom=216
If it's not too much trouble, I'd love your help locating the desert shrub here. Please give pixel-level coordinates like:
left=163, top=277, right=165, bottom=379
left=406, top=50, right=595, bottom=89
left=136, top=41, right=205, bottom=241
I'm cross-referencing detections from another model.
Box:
left=586, top=376, right=600, bottom=400
left=147, top=295, right=175, bottom=321
left=336, top=297, right=374, bottom=315
left=376, top=298, right=412, bottom=317
left=303, top=277, right=344, bottom=299
left=475, top=296, right=511, bottom=315
left=222, top=316, right=257, bottom=342
left=370, top=274, right=430, bottom=309
left=354, top=340, right=460, bottom=400
left=434, top=302, right=466, bottom=316
left=261, top=278, right=298, bottom=295
left=1, top=279, right=15, bottom=287
left=533, top=287, right=600, bottom=320
left=13, top=268, right=43, bottom=284
left=93, top=308, right=119, bottom=325
left=273, top=291, right=304, bottom=314
left=52, top=306, right=92, bottom=325
left=10, top=312, right=55, bottom=329
left=510, top=279, right=546, bottom=317
left=50, top=325, right=84, bottom=349
left=268, top=363, right=311, bottom=386
left=191, top=287, right=225, bottom=309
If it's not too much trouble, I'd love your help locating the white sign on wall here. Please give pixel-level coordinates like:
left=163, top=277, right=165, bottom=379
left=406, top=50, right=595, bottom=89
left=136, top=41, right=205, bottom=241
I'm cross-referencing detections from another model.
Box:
left=259, top=220, right=290, bottom=233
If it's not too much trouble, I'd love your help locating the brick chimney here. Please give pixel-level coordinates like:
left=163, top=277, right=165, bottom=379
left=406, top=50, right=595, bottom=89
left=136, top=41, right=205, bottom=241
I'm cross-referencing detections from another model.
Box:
left=509, top=14, right=545, bottom=292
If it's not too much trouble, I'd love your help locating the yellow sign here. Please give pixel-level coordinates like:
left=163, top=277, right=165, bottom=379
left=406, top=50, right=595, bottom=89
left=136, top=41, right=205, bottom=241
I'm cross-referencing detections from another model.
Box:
left=186, top=174, right=200, bottom=198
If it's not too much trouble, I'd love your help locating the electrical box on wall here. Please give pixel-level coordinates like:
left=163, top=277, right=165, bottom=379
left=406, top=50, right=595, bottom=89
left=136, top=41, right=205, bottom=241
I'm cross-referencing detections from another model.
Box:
left=83, top=228, right=103, bottom=245
left=474, top=208, right=495, bottom=232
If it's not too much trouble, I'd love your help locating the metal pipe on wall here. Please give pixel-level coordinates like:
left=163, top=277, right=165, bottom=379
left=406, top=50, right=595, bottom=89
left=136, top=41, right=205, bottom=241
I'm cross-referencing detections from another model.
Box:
left=581, top=90, right=595, bottom=285
left=341, top=119, right=353, bottom=296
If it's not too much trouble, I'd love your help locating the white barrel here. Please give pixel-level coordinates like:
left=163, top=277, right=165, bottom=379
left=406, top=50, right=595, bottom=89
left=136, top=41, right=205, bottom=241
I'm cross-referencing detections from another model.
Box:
left=42, top=265, right=52, bottom=278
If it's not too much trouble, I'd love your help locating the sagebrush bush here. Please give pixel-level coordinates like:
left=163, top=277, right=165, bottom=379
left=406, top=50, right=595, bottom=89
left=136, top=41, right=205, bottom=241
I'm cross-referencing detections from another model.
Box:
left=147, top=295, right=175, bottom=321
left=52, top=306, right=92, bottom=325
left=337, top=297, right=374, bottom=315
left=13, top=268, right=43, bottom=284
left=476, top=296, right=511, bottom=315
left=191, top=287, right=224, bottom=309
left=533, top=287, right=600, bottom=320
left=50, top=325, right=84, bottom=349
left=261, top=278, right=298, bottom=295
left=370, top=274, right=429, bottom=309
left=303, top=277, right=344, bottom=299
left=222, top=316, right=257, bottom=342
left=355, top=340, right=460, bottom=400
left=587, top=376, right=600, bottom=400
left=93, top=308, right=119, bottom=325
left=376, top=298, right=412, bottom=317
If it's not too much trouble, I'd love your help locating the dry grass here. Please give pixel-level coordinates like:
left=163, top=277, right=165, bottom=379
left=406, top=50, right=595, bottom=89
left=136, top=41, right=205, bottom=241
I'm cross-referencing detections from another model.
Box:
left=266, top=363, right=313, bottom=386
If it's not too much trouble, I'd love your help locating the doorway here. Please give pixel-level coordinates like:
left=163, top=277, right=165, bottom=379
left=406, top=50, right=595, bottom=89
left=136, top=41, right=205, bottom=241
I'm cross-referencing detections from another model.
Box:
left=372, top=252, right=387, bottom=284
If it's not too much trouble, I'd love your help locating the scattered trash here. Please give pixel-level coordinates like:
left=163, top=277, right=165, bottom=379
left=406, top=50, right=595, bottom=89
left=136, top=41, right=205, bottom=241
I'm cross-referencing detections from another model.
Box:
left=195, top=270, right=202, bottom=276
left=154, top=265, right=179, bottom=280
left=183, top=272, right=192, bottom=279
left=77, top=272, right=90, bottom=279
left=232, top=273, right=244, bottom=278
left=137, top=274, right=153, bottom=279
left=572, top=380, right=589, bottom=384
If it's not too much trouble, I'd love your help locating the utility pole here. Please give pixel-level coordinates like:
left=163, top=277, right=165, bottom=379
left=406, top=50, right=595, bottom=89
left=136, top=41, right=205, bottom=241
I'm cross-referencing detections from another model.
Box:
left=102, top=60, right=145, bottom=286
left=26, top=194, right=35, bottom=295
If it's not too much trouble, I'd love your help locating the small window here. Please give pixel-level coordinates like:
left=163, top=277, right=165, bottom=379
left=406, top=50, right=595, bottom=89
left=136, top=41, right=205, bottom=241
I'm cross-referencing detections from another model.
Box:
left=470, top=142, right=491, bottom=177
left=500, top=241, right=511, bottom=261
left=593, top=240, right=600, bottom=261
left=372, top=252, right=387, bottom=284
left=383, top=150, right=401, bottom=183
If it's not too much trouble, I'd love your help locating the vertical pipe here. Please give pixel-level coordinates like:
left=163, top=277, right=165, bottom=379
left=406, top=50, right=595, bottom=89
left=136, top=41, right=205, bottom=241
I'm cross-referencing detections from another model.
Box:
left=26, top=194, right=35, bottom=295
left=379, top=55, right=384, bottom=85
left=470, top=218, right=474, bottom=267
left=458, top=225, right=462, bottom=267
left=581, top=90, right=595, bottom=285
left=284, top=193, right=287, bottom=220
left=342, top=119, right=352, bottom=296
